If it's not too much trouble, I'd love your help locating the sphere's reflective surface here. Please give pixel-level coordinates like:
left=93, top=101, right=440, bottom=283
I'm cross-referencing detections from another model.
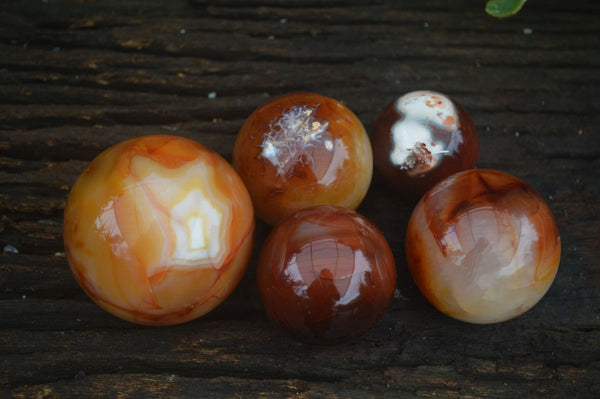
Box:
left=233, top=93, right=373, bottom=225
left=406, top=169, right=561, bottom=324
left=257, top=205, right=396, bottom=344
left=63, top=135, right=255, bottom=325
left=372, top=90, right=478, bottom=199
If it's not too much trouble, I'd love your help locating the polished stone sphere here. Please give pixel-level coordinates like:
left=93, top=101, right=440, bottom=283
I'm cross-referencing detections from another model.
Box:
left=405, top=169, right=561, bottom=324
left=257, top=205, right=396, bottom=344
left=63, top=135, right=255, bottom=325
left=372, top=90, right=478, bottom=199
left=233, top=93, right=373, bottom=225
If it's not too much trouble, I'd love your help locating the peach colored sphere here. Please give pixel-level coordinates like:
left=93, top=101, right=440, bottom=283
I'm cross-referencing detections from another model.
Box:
left=233, top=93, right=373, bottom=225
left=406, top=169, right=561, bottom=324
left=63, top=135, right=255, bottom=325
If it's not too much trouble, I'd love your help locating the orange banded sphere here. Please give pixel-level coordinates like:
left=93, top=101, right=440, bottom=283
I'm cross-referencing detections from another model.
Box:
left=405, top=169, right=561, bottom=324
left=233, top=93, right=373, bottom=225
left=63, top=135, right=255, bottom=325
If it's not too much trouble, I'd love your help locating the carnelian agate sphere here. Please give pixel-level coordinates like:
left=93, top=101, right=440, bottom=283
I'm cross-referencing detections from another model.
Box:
left=372, top=90, right=478, bottom=199
left=257, top=205, right=396, bottom=344
left=405, top=169, right=561, bottom=324
left=233, top=93, right=373, bottom=225
left=63, top=135, right=255, bottom=326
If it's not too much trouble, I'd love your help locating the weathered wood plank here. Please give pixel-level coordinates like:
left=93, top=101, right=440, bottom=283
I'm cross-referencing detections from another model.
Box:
left=4, top=370, right=600, bottom=399
left=1, top=313, right=599, bottom=396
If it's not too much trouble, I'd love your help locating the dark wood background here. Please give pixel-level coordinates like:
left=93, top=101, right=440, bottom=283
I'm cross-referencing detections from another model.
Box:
left=1, top=0, right=599, bottom=397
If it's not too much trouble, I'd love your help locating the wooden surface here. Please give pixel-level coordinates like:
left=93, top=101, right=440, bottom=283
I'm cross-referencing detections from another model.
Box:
left=1, top=0, right=599, bottom=397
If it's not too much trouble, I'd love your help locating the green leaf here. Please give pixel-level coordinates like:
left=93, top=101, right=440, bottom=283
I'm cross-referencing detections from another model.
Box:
left=486, top=0, right=528, bottom=18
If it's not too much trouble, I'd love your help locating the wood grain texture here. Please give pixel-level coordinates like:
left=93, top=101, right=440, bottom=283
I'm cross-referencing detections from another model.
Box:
left=1, top=0, right=599, bottom=397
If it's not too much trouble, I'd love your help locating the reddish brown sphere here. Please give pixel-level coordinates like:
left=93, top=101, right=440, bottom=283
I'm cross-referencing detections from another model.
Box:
left=372, top=90, right=479, bottom=199
left=406, top=169, right=561, bottom=324
left=257, top=205, right=396, bottom=344
left=233, top=93, right=373, bottom=225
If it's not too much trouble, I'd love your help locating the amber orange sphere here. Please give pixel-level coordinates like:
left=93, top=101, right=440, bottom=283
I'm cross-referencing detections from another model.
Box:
left=257, top=205, right=396, bottom=344
left=406, top=169, right=561, bottom=324
left=233, top=93, right=373, bottom=225
left=63, top=135, right=255, bottom=326
left=372, top=90, right=478, bottom=199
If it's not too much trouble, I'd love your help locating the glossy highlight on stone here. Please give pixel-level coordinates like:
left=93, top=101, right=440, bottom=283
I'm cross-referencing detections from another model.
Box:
left=372, top=90, right=478, bottom=199
left=405, top=169, right=561, bottom=324
left=63, top=135, right=255, bottom=326
left=233, top=93, right=373, bottom=225
left=257, top=205, right=396, bottom=344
